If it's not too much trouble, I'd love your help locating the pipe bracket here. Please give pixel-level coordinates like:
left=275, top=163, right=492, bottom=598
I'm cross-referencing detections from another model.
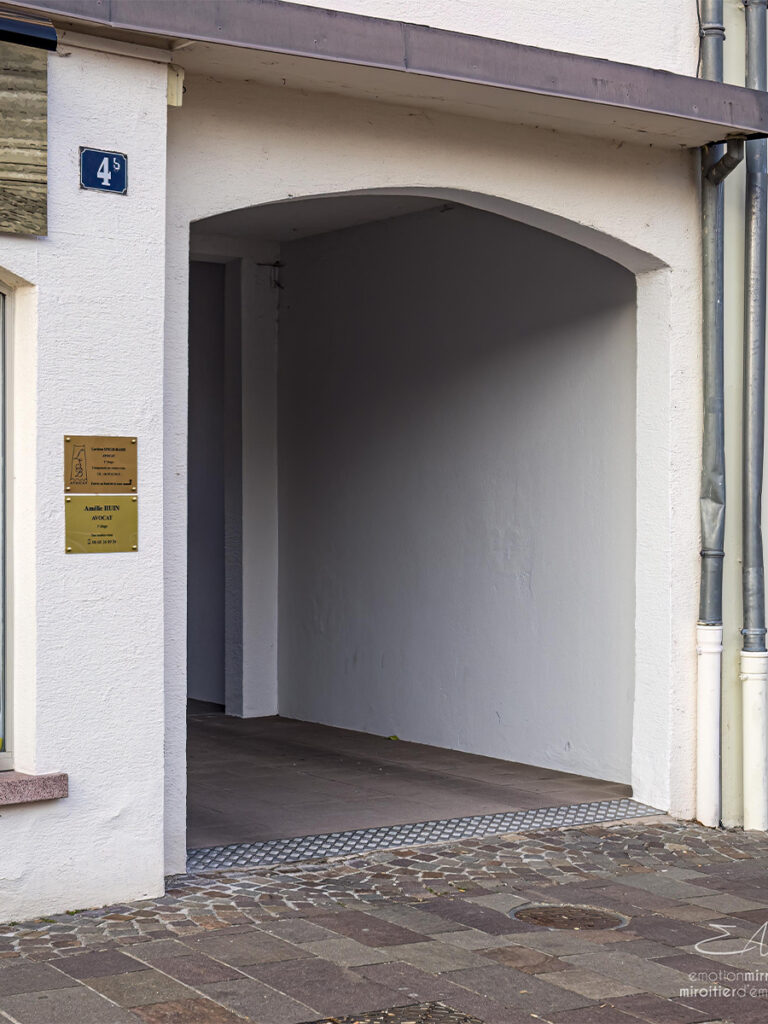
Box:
left=705, top=139, right=745, bottom=184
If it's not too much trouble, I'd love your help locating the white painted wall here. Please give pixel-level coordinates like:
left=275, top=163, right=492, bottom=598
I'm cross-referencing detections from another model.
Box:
left=276, top=205, right=636, bottom=782
left=293, top=0, right=698, bottom=75
left=165, top=67, right=701, bottom=871
left=0, top=40, right=168, bottom=920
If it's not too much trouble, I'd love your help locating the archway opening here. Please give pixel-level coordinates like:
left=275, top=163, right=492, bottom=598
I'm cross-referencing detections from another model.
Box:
left=186, top=193, right=637, bottom=853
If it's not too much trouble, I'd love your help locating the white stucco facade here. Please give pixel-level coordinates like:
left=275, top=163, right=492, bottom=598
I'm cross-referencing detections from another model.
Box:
left=0, top=0, right=748, bottom=920
left=0, top=41, right=168, bottom=919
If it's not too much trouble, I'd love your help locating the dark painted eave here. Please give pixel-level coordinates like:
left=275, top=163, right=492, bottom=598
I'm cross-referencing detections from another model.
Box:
left=5, top=0, right=768, bottom=146
left=0, top=8, right=56, bottom=49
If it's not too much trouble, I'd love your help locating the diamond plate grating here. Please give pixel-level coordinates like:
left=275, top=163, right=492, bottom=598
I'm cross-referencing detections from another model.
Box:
left=299, top=1003, right=485, bottom=1023
left=187, top=798, right=659, bottom=872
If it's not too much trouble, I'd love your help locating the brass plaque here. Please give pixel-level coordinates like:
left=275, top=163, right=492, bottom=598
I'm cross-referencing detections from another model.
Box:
left=65, top=496, right=138, bottom=554
left=64, top=435, right=137, bottom=493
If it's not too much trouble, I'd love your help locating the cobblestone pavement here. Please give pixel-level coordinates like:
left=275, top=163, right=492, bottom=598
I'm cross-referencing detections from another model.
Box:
left=2, top=817, right=768, bottom=1022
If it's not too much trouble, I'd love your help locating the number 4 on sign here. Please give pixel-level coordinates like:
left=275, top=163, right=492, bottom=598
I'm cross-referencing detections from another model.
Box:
left=96, top=157, right=111, bottom=186
left=96, top=156, right=122, bottom=187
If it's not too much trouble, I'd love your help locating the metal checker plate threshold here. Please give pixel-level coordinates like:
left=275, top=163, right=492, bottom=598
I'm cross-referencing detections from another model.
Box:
left=300, top=1002, right=485, bottom=1023
left=187, top=798, right=659, bottom=872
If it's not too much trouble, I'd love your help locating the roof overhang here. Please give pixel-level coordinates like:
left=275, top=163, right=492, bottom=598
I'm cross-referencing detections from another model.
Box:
left=0, top=8, right=55, bottom=49
left=4, top=0, right=768, bottom=148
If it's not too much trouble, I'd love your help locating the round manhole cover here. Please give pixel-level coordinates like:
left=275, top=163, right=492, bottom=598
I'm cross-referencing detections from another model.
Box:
left=512, top=904, right=628, bottom=931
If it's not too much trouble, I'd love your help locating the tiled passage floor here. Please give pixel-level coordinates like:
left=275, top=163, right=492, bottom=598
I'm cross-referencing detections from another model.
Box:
left=187, top=713, right=632, bottom=849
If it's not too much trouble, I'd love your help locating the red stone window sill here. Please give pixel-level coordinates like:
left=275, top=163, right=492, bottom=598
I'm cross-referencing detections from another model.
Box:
left=0, top=772, right=68, bottom=806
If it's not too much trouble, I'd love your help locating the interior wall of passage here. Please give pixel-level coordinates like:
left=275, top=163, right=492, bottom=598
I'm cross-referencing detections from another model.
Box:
left=271, top=204, right=636, bottom=782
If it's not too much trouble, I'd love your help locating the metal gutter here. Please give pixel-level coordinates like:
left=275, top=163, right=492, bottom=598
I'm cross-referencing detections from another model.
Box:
left=5, top=0, right=768, bottom=145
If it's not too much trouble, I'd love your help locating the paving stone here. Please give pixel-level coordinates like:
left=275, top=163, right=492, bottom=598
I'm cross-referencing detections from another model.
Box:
left=199, top=977, right=317, bottom=1022
left=619, top=939, right=685, bottom=960
left=432, top=929, right=516, bottom=951
left=301, top=936, right=396, bottom=966
left=618, top=876, right=720, bottom=900
left=507, top=928, right=602, bottom=956
left=610, top=992, right=728, bottom=1022
left=311, top=910, right=427, bottom=947
left=655, top=904, right=718, bottom=923
left=480, top=944, right=573, bottom=973
left=657, top=869, right=713, bottom=882
left=132, top=997, right=246, bottom=1023
left=0, top=984, right=139, bottom=1023
left=364, top=906, right=474, bottom=935
left=536, top=965, right=642, bottom=999
left=655, top=951, right=737, bottom=977
left=245, top=957, right=398, bottom=1017
left=0, top=962, right=74, bottom=995
left=362, top=961, right=545, bottom=1024
left=546, top=1005, right=659, bottom=1023
left=180, top=927, right=310, bottom=966
left=445, top=962, right=595, bottom=1013
left=260, top=919, right=339, bottom=944
left=84, top=967, right=195, bottom=1006
left=414, top=898, right=533, bottom=936
left=354, top=960, right=470, bottom=1002
left=462, top=892, right=529, bottom=913
left=627, top=917, right=720, bottom=947
left=149, top=953, right=244, bottom=985
left=115, top=939, right=192, bottom=963
left=377, top=941, right=491, bottom=974
left=690, top=894, right=768, bottom=914
left=671, top=992, right=768, bottom=1023
left=579, top=927, right=639, bottom=946
left=566, top=951, right=693, bottom=998
left=54, top=948, right=148, bottom=979
left=426, top=989, right=536, bottom=1024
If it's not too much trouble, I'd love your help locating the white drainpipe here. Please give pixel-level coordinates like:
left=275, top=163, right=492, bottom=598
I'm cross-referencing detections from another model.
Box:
left=697, top=625, right=723, bottom=827
left=742, top=652, right=768, bottom=829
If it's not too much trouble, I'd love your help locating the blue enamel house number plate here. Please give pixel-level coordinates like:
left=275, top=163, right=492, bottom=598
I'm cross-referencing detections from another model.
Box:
left=79, top=148, right=127, bottom=194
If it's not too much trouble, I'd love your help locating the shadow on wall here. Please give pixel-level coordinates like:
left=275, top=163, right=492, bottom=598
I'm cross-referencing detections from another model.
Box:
left=270, top=203, right=636, bottom=783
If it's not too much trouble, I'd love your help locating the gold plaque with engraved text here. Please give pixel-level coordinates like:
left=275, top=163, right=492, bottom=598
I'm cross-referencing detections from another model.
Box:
left=65, top=496, right=138, bottom=554
left=64, top=435, right=137, bottom=493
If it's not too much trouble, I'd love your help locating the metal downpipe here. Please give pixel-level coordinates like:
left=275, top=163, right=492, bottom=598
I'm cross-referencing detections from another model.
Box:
left=742, top=0, right=768, bottom=832
left=698, top=0, right=728, bottom=827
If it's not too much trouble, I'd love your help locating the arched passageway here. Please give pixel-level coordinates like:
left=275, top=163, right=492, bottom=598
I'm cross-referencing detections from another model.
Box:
left=186, top=193, right=637, bottom=851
